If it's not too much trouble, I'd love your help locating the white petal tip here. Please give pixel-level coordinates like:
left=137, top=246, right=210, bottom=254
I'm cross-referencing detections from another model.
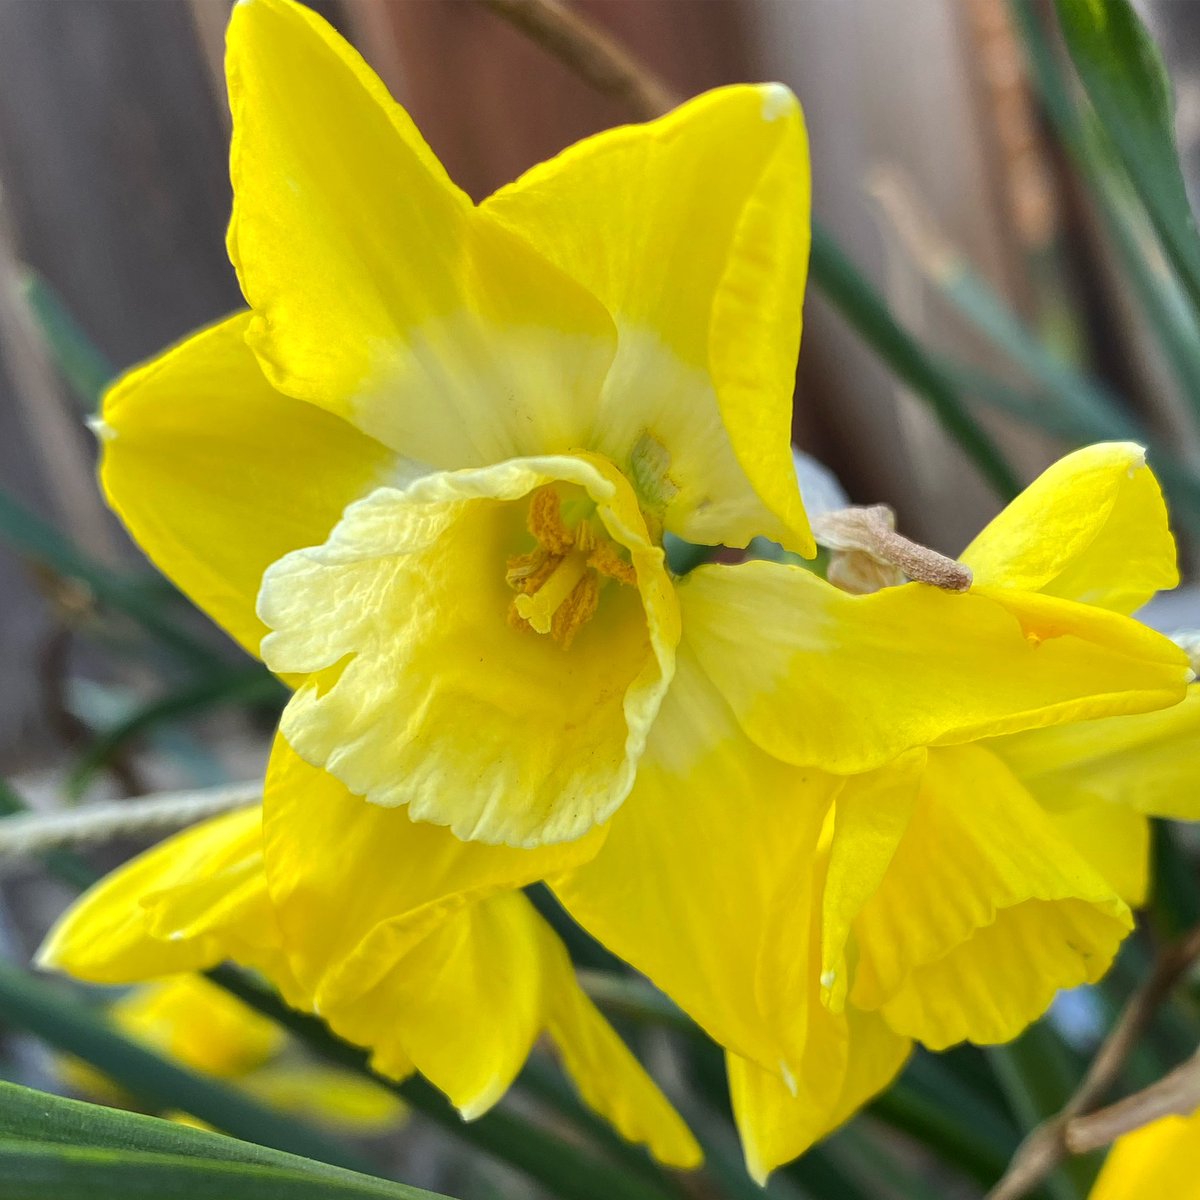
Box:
left=761, top=83, right=795, bottom=122
left=87, top=416, right=116, bottom=443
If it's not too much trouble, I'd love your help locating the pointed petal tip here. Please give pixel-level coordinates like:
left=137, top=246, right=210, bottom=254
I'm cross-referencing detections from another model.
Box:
left=759, top=82, right=798, bottom=122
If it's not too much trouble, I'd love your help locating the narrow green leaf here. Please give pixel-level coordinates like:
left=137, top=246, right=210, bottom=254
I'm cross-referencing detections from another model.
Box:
left=20, top=271, right=115, bottom=413
left=1011, top=0, right=1200, bottom=421
left=0, top=961, right=377, bottom=1177
left=0, top=1083, right=434, bottom=1197
left=867, top=1076, right=1011, bottom=1186
left=0, top=488, right=213, bottom=667
left=207, top=967, right=681, bottom=1200
left=0, top=1141, right=421, bottom=1200
left=1055, top=0, right=1200, bottom=320
left=809, top=223, right=1021, bottom=499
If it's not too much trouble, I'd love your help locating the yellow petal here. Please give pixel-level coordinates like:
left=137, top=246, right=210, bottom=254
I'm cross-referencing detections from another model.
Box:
left=321, top=888, right=698, bottom=1164
left=680, top=561, right=1190, bottom=775
left=259, top=453, right=678, bottom=846
left=485, top=84, right=813, bottom=553
left=241, top=1064, right=406, bottom=1134
left=1089, top=1110, right=1200, bottom=1200
left=99, top=313, right=391, bottom=656
left=991, top=687, right=1200, bottom=820
left=37, top=808, right=277, bottom=984
left=227, top=0, right=614, bottom=467
left=1046, top=802, right=1150, bottom=908
left=262, top=734, right=604, bottom=1009
left=847, top=745, right=1131, bottom=1049
left=727, top=1011, right=911, bottom=1184
left=820, top=753, right=927, bottom=1013
left=109, top=976, right=283, bottom=1078
left=537, top=921, right=702, bottom=1169
left=553, top=642, right=838, bottom=1074
left=307, top=892, right=532, bottom=1118
left=960, top=442, right=1178, bottom=613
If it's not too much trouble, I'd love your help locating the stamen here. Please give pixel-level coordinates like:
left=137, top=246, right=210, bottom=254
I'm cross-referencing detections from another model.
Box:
left=506, top=486, right=638, bottom=646
left=514, top=551, right=590, bottom=634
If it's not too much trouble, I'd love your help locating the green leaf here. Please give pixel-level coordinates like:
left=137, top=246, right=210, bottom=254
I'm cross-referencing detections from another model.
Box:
left=207, top=967, right=681, bottom=1200
left=1055, top=0, right=1200, bottom=319
left=19, top=271, right=115, bottom=414
left=0, top=487, right=213, bottom=668
left=0, top=961, right=378, bottom=1177
left=0, top=1144, right=397, bottom=1200
left=1011, top=0, right=1200, bottom=423
left=809, top=223, right=1021, bottom=500
left=0, top=1083, right=440, bottom=1199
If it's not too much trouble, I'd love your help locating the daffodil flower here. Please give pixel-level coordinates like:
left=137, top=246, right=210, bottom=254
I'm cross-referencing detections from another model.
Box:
left=717, top=444, right=1198, bottom=1180
left=38, top=803, right=701, bottom=1168
left=56, top=0, right=1195, bottom=1178
left=1087, top=1107, right=1200, bottom=1200
left=61, top=974, right=404, bottom=1134
left=99, top=0, right=1184, bottom=855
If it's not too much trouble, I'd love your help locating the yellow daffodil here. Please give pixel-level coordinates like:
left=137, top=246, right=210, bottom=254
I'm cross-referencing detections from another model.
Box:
left=50, top=0, right=1195, bottom=1179
left=38, top=804, right=701, bottom=1168
left=718, top=443, right=1199, bottom=1180
left=98, top=0, right=1184, bottom=853
left=1089, top=1107, right=1200, bottom=1199
left=62, top=974, right=403, bottom=1134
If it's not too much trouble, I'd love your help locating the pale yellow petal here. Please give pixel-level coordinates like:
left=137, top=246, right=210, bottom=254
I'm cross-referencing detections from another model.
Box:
left=680, top=561, right=1190, bottom=775
left=485, top=84, right=812, bottom=552
left=99, top=313, right=391, bottom=656
left=317, top=892, right=546, bottom=1118
left=227, top=0, right=614, bottom=468
left=961, top=443, right=1177, bottom=613
left=260, top=453, right=677, bottom=846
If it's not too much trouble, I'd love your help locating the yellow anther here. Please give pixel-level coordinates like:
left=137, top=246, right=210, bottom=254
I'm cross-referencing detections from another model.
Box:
left=514, top=551, right=589, bottom=635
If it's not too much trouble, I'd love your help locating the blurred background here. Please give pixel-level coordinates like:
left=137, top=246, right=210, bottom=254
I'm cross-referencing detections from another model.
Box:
left=0, top=2, right=1199, bottom=1197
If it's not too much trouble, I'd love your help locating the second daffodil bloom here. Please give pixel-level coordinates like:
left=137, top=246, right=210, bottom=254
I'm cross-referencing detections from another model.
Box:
left=62, top=975, right=405, bottom=1135
left=38, top=803, right=702, bottom=1168
left=46, top=0, right=1196, bottom=1181
left=720, top=444, right=1200, bottom=1180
